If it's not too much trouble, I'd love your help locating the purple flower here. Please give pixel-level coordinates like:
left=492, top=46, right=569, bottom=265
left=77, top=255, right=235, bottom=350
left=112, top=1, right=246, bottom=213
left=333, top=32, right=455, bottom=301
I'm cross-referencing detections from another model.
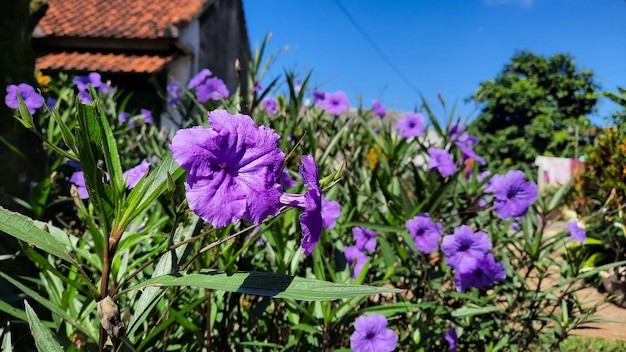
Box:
left=344, top=245, right=370, bottom=279
left=46, top=97, right=57, bottom=109
left=489, top=170, right=538, bottom=220
left=455, top=132, right=486, bottom=166
left=441, top=225, right=492, bottom=271
left=449, top=123, right=464, bottom=140
left=170, top=109, right=284, bottom=227
left=445, top=327, right=458, bottom=351
left=568, top=221, right=586, bottom=245
left=122, top=159, right=150, bottom=189
left=253, top=79, right=263, bottom=93
left=321, top=196, right=341, bottom=229
left=279, top=169, right=297, bottom=189
left=69, top=171, right=89, bottom=199
left=195, top=77, right=230, bottom=103
left=262, top=97, right=279, bottom=117
left=428, top=147, right=456, bottom=177
left=350, top=313, right=398, bottom=352
left=396, top=112, right=425, bottom=139
left=5, top=83, right=45, bottom=114
left=99, top=82, right=115, bottom=94
left=118, top=112, right=129, bottom=123
left=353, top=227, right=378, bottom=252
left=279, top=155, right=323, bottom=255
left=73, top=72, right=102, bottom=91
left=406, top=214, right=442, bottom=254
left=167, top=80, right=182, bottom=106
left=454, top=253, right=506, bottom=292
left=78, top=91, right=93, bottom=104
left=312, top=90, right=326, bottom=104
left=187, top=69, right=212, bottom=89
left=140, top=108, right=153, bottom=124
left=319, top=91, right=350, bottom=115
left=372, top=99, right=386, bottom=118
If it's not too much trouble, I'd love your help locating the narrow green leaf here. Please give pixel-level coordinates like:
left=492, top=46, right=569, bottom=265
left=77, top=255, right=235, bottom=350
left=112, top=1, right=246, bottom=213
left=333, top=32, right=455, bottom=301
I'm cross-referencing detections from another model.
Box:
left=126, top=270, right=401, bottom=301
left=0, top=272, right=95, bottom=340
left=0, top=207, right=74, bottom=263
left=451, top=305, right=503, bottom=318
left=50, top=108, right=79, bottom=156
left=121, top=152, right=184, bottom=225
left=15, top=93, right=34, bottom=129
left=24, top=301, right=64, bottom=352
left=75, top=101, right=114, bottom=234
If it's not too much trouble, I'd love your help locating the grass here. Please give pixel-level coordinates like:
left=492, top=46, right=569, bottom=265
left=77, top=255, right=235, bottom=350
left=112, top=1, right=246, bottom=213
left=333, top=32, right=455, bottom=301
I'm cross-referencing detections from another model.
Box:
left=561, top=336, right=626, bottom=351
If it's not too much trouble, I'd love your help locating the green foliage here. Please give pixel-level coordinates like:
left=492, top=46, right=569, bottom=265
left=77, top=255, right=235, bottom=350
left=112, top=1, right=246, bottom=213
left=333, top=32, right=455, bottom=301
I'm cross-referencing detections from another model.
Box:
left=0, top=40, right=613, bottom=351
left=568, top=87, right=626, bottom=280
left=468, top=50, right=598, bottom=170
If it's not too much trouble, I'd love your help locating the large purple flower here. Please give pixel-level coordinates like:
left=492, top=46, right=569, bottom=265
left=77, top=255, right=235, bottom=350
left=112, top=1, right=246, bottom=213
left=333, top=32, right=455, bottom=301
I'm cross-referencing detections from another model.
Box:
left=428, top=147, right=456, bottom=177
left=319, top=91, right=350, bottom=115
left=350, top=313, right=398, bottom=352
left=262, top=98, right=279, bottom=117
left=344, top=245, right=369, bottom=279
left=279, top=155, right=323, bottom=255
left=5, top=83, right=44, bottom=114
left=568, top=221, right=586, bottom=246
left=406, top=214, right=442, bottom=254
left=353, top=227, right=378, bottom=252
left=372, top=99, right=386, bottom=118
left=454, top=253, right=506, bottom=292
left=196, top=77, right=230, bottom=103
left=170, top=109, right=284, bottom=227
left=396, top=112, right=425, bottom=139
left=321, top=196, right=341, bottom=229
left=441, top=225, right=492, bottom=271
left=489, top=170, right=538, bottom=220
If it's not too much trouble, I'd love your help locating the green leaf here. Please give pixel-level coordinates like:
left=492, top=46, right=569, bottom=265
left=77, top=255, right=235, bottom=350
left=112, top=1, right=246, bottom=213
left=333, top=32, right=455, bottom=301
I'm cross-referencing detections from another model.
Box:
left=120, top=151, right=184, bottom=227
left=24, top=301, right=64, bottom=352
left=0, top=207, right=74, bottom=263
left=0, top=272, right=96, bottom=340
left=75, top=101, right=114, bottom=234
left=15, top=93, right=34, bottom=129
left=126, top=270, right=401, bottom=301
left=451, top=305, right=503, bottom=318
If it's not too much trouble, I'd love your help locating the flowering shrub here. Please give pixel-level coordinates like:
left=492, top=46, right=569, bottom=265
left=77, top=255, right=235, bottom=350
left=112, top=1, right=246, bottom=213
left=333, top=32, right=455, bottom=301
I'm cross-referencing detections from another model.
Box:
left=0, top=43, right=618, bottom=351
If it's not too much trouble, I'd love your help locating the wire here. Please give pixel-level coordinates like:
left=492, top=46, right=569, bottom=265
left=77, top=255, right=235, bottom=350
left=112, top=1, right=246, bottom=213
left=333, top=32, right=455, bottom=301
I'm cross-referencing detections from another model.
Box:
left=331, top=0, right=421, bottom=95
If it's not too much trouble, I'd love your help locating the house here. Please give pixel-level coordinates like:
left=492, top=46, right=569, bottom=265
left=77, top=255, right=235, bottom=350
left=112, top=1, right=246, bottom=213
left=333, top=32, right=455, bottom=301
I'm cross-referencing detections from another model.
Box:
left=32, top=0, right=251, bottom=123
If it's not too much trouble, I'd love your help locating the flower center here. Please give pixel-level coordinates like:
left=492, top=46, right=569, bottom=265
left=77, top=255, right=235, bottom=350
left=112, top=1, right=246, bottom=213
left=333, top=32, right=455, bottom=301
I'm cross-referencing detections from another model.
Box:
left=366, top=331, right=376, bottom=340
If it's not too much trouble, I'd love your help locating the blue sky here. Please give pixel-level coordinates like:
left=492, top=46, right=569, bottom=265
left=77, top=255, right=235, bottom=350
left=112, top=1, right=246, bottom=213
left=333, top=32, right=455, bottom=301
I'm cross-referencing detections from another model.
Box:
left=243, top=0, right=625, bottom=124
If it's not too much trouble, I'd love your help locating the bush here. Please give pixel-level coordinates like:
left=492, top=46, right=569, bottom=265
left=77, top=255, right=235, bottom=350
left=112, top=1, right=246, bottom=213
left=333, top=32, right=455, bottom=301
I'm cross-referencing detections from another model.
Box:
left=0, top=47, right=616, bottom=351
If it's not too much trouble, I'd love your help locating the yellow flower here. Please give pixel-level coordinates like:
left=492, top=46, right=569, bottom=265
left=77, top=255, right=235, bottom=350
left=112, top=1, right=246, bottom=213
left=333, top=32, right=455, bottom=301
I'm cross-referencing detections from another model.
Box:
left=37, top=70, right=51, bottom=86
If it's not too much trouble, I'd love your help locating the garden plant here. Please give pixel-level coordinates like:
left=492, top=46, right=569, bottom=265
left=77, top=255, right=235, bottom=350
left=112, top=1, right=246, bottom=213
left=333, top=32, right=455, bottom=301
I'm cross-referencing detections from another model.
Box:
left=0, top=43, right=622, bottom=351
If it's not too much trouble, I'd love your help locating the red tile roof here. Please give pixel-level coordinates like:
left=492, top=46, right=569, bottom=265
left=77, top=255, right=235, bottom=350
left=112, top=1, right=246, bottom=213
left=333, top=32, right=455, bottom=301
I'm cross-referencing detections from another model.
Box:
left=37, top=0, right=207, bottom=39
left=36, top=51, right=176, bottom=74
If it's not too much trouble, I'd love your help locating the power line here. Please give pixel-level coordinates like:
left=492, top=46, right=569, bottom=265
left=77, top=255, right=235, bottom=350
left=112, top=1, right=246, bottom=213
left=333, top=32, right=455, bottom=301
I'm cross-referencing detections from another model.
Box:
left=331, top=0, right=421, bottom=95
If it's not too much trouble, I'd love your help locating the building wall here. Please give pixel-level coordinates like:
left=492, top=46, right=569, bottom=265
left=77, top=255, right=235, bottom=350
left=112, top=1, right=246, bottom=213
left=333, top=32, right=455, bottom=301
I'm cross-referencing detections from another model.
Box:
left=198, top=0, right=250, bottom=98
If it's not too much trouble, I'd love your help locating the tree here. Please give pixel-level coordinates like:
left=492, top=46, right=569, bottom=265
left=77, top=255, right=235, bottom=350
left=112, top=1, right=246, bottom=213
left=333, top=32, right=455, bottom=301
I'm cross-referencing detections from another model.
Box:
left=468, top=51, right=598, bottom=171
left=0, top=0, right=48, bottom=211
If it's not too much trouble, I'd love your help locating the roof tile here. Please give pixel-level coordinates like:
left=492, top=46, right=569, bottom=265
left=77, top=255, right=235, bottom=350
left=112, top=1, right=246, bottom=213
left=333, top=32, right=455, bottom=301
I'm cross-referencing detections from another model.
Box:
left=37, top=0, right=207, bottom=39
left=36, top=51, right=176, bottom=74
